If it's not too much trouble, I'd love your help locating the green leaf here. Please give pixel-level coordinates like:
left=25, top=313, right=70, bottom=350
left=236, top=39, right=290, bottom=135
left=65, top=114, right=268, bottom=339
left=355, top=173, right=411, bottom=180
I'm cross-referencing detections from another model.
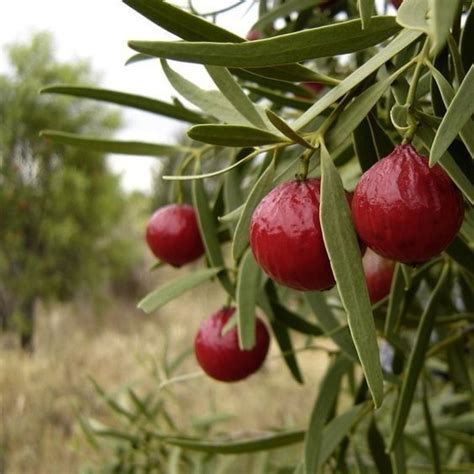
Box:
left=271, top=302, right=323, bottom=337
left=368, top=113, right=395, bottom=158
left=294, top=29, right=422, bottom=130
left=161, top=60, right=248, bottom=125
left=138, top=267, right=222, bottom=313
left=123, top=0, right=320, bottom=82
left=129, top=17, right=400, bottom=68
left=192, top=173, right=234, bottom=297
left=444, top=236, right=474, bottom=277
left=151, top=429, right=305, bottom=454
left=352, top=118, right=379, bottom=172
left=427, top=0, right=461, bottom=57
left=258, top=288, right=304, bottom=384
left=320, top=143, right=384, bottom=408
left=40, top=85, right=207, bottom=123
left=236, top=249, right=262, bottom=350
left=304, top=356, right=352, bottom=474
left=384, top=264, right=406, bottom=336
left=388, top=264, right=450, bottom=451
left=188, top=124, right=286, bottom=147
left=232, top=155, right=276, bottom=260
left=417, top=124, right=474, bottom=205
left=430, top=65, right=474, bottom=165
left=421, top=381, right=441, bottom=474
left=265, top=110, right=313, bottom=149
left=245, top=84, right=312, bottom=112
left=40, top=130, right=187, bottom=157
left=206, top=66, right=268, bottom=130
left=368, top=416, right=393, bottom=474
left=460, top=5, right=474, bottom=73
left=358, top=0, right=375, bottom=29
left=305, top=292, right=359, bottom=362
left=397, top=0, right=429, bottom=32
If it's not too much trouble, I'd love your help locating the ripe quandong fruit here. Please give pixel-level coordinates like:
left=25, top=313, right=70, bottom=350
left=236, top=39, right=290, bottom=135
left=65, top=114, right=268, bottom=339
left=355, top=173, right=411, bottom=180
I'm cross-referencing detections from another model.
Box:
left=250, top=178, right=349, bottom=291
left=145, top=203, right=204, bottom=267
left=362, top=247, right=395, bottom=304
left=194, top=307, right=270, bottom=382
left=352, top=144, right=464, bottom=264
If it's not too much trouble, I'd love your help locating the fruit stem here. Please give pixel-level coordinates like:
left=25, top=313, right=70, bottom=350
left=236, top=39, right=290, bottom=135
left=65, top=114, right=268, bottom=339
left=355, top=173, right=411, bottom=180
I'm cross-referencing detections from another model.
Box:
left=402, top=38, right=430, bottom=144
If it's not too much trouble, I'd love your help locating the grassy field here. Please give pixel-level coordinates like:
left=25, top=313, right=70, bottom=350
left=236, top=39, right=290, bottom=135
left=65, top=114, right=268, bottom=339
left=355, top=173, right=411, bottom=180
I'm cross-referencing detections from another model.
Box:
left=0, top=265, right=334, bottom=474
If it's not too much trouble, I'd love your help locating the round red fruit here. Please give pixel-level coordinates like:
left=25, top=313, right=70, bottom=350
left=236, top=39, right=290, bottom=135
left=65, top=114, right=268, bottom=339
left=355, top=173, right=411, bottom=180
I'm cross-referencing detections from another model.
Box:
left=250, top=178, right=344, bottom=291
left=194, top=307, right=270, bottom=382
left=145, top=204, right=204, bottom=267
left=246, top=29, right=262, bottom=41
left=352, top=144, right=464, bottom=264
left=362, top=248, right=395, bottom=304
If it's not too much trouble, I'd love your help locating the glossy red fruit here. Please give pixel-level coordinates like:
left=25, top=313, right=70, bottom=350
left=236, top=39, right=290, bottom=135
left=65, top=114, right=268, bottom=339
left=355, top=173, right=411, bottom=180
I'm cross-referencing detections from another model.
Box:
left=362, top=248, right=395, bottom=304
left=250, top=178, right=346, bottom=291
left=352, top=144, right=464, bottom=264
left=145, top=204, right=205, bottom=267
left=194, top=307, right=270, bottom=382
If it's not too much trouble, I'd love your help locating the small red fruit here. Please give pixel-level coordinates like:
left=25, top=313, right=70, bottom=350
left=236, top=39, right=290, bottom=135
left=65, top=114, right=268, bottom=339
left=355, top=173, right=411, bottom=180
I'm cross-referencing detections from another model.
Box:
left=391, top=0, right=403, bottom=9
left=145, top=204, right=205, bottom=267
left=352, top=145, right=464, bottom=264
left=194, top=307, right=270, bottom=382
left=246, top=29, right=262, bottom=41
left=362, top=248, right=395, bottom=304
left=250, top=178, right=346, bottom=291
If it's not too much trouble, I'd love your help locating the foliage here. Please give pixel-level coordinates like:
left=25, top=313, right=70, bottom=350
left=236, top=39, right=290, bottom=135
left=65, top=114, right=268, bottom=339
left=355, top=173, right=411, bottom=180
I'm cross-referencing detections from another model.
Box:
left=45, top=0, right=474, bottom=472
left=0, top=32, right=138, bottom=348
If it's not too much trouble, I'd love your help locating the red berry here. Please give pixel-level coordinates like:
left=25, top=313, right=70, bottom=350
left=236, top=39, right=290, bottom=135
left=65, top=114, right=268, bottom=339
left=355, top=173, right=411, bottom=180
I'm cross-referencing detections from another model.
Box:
left=391, top=0, right=403, bottom=9
left=145, top=204, right=205, bottom=267
left=246, top=29, right=262, bottom=41
left=250, top=178, right=345, bottom=291
left=362, top=248, right=395, bottom=304
left=352, top=145, right=464, bottom=264
left=194, top=307, right=270, bottom=382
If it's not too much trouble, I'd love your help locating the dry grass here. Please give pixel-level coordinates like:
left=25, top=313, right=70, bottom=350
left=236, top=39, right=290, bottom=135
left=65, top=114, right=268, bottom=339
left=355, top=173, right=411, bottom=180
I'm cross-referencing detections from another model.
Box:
left=1, top=265, right=332, bottom=474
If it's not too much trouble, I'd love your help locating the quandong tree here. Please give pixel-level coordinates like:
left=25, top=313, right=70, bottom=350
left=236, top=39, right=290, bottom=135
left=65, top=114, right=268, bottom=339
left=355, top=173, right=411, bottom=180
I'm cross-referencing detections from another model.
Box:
left=43, top=0, right=473, bottom=472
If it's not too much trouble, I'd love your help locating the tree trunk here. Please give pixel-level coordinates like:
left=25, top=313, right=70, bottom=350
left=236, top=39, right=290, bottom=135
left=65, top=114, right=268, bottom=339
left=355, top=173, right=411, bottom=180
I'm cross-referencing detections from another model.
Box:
left=19, top=298, right=36, bottom=352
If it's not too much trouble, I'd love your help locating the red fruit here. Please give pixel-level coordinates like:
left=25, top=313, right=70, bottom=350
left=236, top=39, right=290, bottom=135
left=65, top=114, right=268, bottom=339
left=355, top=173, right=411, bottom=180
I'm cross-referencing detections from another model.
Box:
left=303, top=82, right=325, bottom=94
left=250, top=178, right=345, bottom=291
left=362, top=248, right=395, bottom=304
left=352, top=145, right=464, bottom=264
left=391, top=0, right=403, bottom=9
left=145, top=204, right=205, bottom=267
left=194, top=307, right=270, bottom=382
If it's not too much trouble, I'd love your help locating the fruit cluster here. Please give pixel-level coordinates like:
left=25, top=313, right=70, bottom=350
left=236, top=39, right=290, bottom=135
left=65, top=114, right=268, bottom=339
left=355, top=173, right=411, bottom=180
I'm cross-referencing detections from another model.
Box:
left=145, top=144, right=464, bottom=383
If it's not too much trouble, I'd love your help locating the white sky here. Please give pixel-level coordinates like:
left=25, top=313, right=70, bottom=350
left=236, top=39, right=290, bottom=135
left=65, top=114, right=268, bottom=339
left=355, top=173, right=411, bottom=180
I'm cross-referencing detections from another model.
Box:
left=0, top=1, right=258, bottom=193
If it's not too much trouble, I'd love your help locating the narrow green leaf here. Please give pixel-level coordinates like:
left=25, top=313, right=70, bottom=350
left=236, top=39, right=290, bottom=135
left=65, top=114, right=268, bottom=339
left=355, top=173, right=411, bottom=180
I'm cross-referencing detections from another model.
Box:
left=427, top=0, right=461, bottom=57
left=352, top=118, right=379, bottom=172
left=188, top=124, right=286, bottom=147
left=193, top=174, right=234, bottom=297
left=167, top=447, right=182, bottom=474
left=319, top=404, right=368, bottom=469
left=367, top=113, right=395, bottom=158
left=232, top=155, right=275, bottom=260
left=236, top=249, right=262, bottom=350
left=320, top=143, right=383, bottom=408
left=444, top=236, right=474, bottom=277
left=396, top=0, right=429, bottom=32
left=368, top=416, right=393, bottom=474
left=358, top=0, right=375, bottom=29
left=294, top=29, right=422, bottom=130
left=123, top=0, right=321, bottom=82
left=421, top=380, right=441, bottom=474
left=265, top=110, right=313, bottom=149
left=430, top=65, right=474, bottom=166
left=417, top=124, right=474, bottom=205
left=259, top=289, right=304, bottom=384
left=219, top=204, right=244, bottom=224
left=151, top=429, right=305, bottom=454
left=138, top=267, right=222, bottom=313
left=271, top=302, right=323, bottom=337
left=245, top=84, right=312, bottom=111
left=305, top=292, right=359, bottom=362
left=304, top=356, right=352, bottom=474
left=41, top=85, right=207, bottom=123
left=129, top=17, right=400, bottom=68
left=206, top=66, right=268, bottom=130
left=161, top=60, right=248, bottom=125
left=460, top=5, right=474, bottom=73
left=388, top=264, right=450, bottom=451
left=384, top=264, right=406, bottom=336
left=40, top=130, right=187, bottom=157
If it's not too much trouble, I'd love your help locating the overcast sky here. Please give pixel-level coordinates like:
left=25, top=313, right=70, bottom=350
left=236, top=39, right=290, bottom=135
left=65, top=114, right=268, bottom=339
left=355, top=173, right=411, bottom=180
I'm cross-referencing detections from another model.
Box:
left=0, top=1, right=258, bottom=192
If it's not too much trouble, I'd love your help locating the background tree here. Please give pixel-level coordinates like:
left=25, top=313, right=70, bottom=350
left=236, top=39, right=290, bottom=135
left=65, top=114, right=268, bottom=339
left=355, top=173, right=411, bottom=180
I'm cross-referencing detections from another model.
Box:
left=0, top=32, right=137, bottom=350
